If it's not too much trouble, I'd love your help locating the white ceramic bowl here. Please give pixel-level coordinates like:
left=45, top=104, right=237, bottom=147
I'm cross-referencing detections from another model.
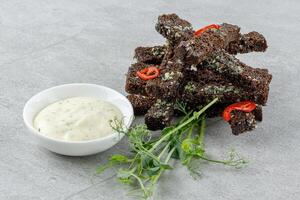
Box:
left=23, top=83, right=134, bottom=156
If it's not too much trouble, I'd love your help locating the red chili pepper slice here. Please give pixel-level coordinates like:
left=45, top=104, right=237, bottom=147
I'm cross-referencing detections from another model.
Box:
left=136, top=66, right=160, bottom=81
left=222, top=101, right=257, bottom=122
left=194, top=24, right=221, bottom=36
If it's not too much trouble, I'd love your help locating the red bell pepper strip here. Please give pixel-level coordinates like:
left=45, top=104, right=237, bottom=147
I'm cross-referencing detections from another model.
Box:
left=194, top=24, right=221, bottom=36
left=136, top=66, right=160, bottom=81
left=222, top=101, right=257, bottom=121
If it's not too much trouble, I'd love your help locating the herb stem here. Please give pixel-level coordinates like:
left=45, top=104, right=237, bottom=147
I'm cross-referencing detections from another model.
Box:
left=197, top=155, right=232, bottom=165
left=187, top=123, right=196, bottom=138
left=158, top=141, right=171, bottom=159
left=140, top=147, right=161, bottom=164
left=198, top=117, right=206, bottom=146
left=129, top=155, right=138, bottom=169
left=152, top=147, right=176, bottom=184
left=129, top=172, right=147, bottom=196
left=177, top=111, right=192, bottom=125
left=165, top=147, right=176, bottom=163
left=149, top=98, right=218, bottom=152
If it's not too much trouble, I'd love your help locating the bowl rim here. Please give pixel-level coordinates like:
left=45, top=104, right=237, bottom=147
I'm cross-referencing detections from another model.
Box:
left=23, top=83, right=134, bottom=144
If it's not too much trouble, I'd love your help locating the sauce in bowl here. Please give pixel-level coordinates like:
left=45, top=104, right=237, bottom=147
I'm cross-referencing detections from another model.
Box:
left=33, top=97, right=123, bottom=141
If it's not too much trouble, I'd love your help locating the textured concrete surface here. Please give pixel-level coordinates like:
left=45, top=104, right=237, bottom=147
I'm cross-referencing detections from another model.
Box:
left=1, top=0, right=300, bottom=199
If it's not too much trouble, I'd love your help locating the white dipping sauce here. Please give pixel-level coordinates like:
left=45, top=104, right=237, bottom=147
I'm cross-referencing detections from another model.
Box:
left=33, top=97, right=123, bottom=141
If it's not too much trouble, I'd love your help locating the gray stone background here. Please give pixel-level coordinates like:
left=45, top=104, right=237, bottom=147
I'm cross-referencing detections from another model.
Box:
left=1, top=0, right=299, bottom=199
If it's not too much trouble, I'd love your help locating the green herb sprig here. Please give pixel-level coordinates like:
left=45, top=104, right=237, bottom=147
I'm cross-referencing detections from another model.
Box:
left=97, top=98, right=247, bottom=198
